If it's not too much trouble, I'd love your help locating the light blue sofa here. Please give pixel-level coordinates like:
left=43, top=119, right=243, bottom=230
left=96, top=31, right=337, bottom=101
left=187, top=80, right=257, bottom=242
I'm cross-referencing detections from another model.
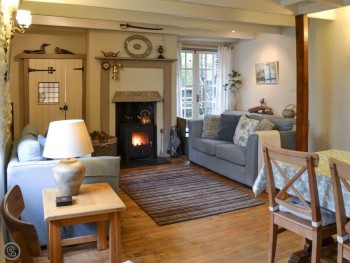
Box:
left=5, top=124, right=121, bottom=246
left=188, top=111, right=296, bottom=187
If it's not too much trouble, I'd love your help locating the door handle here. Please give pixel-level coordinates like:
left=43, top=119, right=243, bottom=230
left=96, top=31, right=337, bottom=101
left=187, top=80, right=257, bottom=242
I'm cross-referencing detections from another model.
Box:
left=196, top=95, right=200, bottom=102
left=59, top=104, right=68, bottom=111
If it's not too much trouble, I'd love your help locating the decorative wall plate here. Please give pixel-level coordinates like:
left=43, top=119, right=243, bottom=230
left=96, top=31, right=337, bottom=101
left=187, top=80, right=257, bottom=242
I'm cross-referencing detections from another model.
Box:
left=124, top=35, right=152, bottom=58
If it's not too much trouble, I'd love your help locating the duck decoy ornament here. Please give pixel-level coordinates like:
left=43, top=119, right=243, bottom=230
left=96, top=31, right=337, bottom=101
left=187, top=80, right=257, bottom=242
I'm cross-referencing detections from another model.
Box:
left=24, top=43, right=50, bottom=54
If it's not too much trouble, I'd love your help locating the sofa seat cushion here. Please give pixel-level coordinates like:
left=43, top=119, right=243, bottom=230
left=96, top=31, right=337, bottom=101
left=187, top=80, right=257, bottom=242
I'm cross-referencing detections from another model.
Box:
left=193, top=138, right=228, bottom=155
left=215, top=143, right=246, bottom=165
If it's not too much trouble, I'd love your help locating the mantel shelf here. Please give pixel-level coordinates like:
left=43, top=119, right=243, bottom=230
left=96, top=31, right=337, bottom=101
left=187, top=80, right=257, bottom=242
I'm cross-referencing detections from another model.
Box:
left=95, top=56, right=177, bottom=62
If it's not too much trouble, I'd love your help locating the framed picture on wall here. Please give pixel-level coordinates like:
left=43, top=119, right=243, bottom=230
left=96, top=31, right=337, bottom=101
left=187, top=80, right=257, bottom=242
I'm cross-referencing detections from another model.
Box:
left=255, top=61, right=279, bottom=84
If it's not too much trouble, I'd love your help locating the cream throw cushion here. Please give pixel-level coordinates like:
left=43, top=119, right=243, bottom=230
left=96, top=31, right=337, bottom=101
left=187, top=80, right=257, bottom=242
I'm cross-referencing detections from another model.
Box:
left=201, top=115, right=221, bottom=139
left=255, top=118, right=276, bottom=131
left=233, top=115, right=259, bottom=147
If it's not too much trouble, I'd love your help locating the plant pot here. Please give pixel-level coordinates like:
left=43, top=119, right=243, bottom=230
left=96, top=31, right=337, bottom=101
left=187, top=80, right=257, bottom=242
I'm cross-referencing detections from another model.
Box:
left=230, top=93, right=237, bottom=111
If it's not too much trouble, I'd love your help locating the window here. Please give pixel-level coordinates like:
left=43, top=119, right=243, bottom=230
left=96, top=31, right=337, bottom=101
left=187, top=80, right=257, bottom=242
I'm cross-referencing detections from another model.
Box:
left=179, top=50, right=218, bottom=119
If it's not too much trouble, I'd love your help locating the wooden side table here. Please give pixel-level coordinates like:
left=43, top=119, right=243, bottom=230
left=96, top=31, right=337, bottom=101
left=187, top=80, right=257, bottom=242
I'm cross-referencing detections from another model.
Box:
left=42, top=182, right=126, bottom=263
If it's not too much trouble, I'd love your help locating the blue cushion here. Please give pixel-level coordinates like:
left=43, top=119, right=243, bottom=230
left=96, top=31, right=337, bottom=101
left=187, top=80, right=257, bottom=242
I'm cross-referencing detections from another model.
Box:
left=218, top=114, right=241, bottom=141
left=17, top=134, right=46, bottom=162
left=279, top=196, right=336, bottom=226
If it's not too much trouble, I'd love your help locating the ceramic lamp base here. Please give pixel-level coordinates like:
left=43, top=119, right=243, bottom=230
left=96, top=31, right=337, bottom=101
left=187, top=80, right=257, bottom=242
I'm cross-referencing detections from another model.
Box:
left=53, top=158, right=85, bottom=196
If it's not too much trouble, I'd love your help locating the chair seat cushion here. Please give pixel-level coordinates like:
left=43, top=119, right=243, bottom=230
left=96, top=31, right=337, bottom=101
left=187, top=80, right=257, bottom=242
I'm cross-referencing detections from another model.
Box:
left=279, top=196, right=336, bottom=226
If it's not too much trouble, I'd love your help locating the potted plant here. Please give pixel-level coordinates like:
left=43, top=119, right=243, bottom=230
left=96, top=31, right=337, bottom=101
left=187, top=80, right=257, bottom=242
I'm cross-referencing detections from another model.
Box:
left=224, top=70, right=242, bottom=94
left=224, top=70, right=242, bottom=110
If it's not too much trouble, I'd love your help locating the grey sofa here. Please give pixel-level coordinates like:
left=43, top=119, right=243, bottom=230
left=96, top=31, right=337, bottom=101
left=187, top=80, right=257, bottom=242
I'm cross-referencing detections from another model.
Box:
left=5, top=124, right=121, bottom=246
left=188, top=111, right=296, bottom=187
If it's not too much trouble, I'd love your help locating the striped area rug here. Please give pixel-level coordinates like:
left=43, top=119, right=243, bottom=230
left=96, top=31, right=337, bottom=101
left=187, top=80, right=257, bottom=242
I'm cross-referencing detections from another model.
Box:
left=120, top=166, right=264, bottom=225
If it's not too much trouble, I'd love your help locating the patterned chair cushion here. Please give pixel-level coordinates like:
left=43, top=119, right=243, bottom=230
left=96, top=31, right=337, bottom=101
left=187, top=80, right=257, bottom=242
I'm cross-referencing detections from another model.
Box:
left=279, top=196, right=336, bottom=226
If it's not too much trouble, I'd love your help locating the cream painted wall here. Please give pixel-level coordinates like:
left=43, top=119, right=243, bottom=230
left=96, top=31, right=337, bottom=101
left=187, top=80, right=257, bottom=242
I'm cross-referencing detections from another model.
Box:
left=9, top=30, right=86, bottom=138
left=309, top=6, right=350, bottom=151
left=85, top=30, right=177, bottom=155
left=232, top=29, right=296, bottom=116
left=10, top=29, right=178, bottom=142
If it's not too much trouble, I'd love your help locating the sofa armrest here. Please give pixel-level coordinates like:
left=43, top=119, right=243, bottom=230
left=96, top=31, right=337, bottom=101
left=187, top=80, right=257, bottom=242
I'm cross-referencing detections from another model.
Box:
left=188, top=120, right=203, bottom=140
left=280, top=130, right=296, bottom=150
left=188, top=120, right=203, bottom=160
left=244, top=134, right=259, bottom=186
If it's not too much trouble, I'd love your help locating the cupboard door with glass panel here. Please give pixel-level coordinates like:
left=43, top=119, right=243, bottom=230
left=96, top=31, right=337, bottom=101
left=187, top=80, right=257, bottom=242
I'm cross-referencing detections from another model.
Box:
left=27, top=58, right=84, bottom=134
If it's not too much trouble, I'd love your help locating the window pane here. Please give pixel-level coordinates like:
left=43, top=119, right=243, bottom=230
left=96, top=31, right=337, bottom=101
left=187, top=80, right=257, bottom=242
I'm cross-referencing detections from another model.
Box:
left=186, top=53, right=193, bottom=68
left=181, top=53, right=186, bottom=68
left=207, top=54, right=213, bottom=69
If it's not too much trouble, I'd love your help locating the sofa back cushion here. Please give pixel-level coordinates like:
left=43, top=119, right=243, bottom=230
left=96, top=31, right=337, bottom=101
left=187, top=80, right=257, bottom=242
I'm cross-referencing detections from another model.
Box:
left=218, top=114, right=241, bottom=141
left=21, top=123, right=39, bottom=137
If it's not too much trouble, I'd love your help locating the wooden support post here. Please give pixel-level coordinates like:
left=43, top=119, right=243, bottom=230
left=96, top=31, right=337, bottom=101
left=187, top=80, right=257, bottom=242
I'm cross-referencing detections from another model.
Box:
left=295, top=15, right=309, bottom=152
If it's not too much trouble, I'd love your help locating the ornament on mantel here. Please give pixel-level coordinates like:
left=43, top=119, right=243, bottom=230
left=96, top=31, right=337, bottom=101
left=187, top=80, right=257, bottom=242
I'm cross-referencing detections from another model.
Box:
left=24, top=43, right=50, bottom=54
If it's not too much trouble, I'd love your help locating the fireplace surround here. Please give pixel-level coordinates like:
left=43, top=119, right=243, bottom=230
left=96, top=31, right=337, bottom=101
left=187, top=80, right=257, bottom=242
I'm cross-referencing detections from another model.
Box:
left=97, top=57, right=176, bottom=158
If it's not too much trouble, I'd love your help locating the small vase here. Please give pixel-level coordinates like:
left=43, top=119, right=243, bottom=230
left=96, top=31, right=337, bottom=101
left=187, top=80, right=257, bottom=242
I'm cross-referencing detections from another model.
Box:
left=230, top=93, right=237, bottom=111
left=53, top=158, right=85, bottom=196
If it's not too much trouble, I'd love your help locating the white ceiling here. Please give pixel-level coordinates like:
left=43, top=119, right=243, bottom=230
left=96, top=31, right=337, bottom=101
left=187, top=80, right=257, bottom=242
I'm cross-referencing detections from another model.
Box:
left=20, top=0, right=350, bottom=41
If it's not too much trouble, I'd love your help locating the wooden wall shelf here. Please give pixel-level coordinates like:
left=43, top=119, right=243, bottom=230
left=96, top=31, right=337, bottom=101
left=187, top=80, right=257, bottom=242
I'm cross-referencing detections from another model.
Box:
left=95, top=56, right=176, bottom=62
left=18, top=54, right=86, bottom=59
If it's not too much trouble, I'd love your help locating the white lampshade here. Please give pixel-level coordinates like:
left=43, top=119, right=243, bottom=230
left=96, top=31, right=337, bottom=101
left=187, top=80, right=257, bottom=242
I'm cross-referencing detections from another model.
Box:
left=43, top=119, right=93, bottom=159
left=16, top=10, right=32, bottom=28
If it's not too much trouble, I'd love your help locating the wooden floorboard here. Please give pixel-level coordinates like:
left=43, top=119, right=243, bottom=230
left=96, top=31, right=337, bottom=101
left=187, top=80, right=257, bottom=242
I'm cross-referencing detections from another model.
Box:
left=35, top=156, right=312, bottom=263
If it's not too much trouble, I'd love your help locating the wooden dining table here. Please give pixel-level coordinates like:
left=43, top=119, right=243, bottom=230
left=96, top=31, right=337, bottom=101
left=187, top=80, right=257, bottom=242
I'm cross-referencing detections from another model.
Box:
left=252, top=149, right=350, bottom=262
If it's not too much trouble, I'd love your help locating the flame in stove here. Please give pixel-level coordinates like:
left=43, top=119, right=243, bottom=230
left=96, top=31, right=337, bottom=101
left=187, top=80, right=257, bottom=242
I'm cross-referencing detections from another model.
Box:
left=132, top=132, right=148, bottom=146
left=132, top=136, right=142, bottom=146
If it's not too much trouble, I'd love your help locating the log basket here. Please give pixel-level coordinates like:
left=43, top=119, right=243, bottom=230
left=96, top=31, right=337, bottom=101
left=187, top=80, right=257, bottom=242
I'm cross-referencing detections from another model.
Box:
left=90, top=131, right=117, bottom=156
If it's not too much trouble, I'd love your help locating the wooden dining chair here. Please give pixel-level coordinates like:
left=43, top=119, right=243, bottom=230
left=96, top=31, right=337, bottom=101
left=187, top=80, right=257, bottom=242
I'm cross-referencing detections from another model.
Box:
left=329, top=157, right=350, bottom=263
left=263, top=145, right=337, bottom=263
left=1, top=185, right=41, bottom=263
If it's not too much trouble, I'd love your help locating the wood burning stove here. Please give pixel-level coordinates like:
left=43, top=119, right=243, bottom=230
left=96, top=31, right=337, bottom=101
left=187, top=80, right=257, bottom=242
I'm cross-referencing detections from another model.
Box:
left=120, top=123, right=155, bottom=161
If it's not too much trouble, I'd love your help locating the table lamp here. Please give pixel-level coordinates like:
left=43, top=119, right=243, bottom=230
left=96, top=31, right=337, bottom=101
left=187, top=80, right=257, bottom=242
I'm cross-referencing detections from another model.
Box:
left=43, top=120, right=93, bottom=196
